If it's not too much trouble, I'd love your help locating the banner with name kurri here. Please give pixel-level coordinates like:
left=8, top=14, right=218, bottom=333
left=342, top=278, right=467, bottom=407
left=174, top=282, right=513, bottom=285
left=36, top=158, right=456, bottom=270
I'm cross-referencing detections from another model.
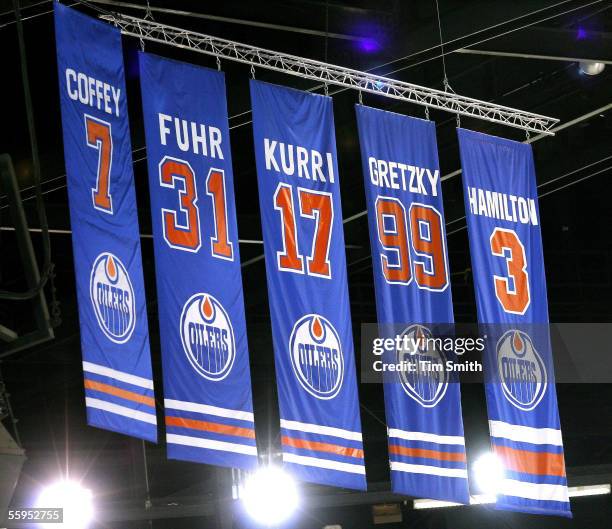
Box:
left=55, top=3, right=157, bottom=441
left=140, top=53, right=257, bottom=469
left=250, top=80, right=366, bottom=490
left=458, top=128, right=571, bottom=517
left=356, top=105, right=469, bottom=503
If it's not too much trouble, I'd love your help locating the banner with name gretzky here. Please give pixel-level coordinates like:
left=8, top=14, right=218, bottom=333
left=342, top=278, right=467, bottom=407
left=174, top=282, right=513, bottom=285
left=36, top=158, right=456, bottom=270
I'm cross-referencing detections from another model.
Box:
left=55, top=4, right=157, bottom=441
left=251, top=80, right=366, bottom=490
left=458, top=128, right=571, bottom=517
left=140, top=53, right=257, bottom=469
left=356, top=106, right=469, bottom=503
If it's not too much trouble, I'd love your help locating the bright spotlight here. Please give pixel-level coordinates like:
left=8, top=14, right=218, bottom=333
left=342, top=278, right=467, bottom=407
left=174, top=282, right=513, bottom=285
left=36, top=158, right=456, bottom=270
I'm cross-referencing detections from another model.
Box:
left=242, top=466, right=299, bottom=525
left=472, top=452, right=504, bottom=495
left=579, top=61, right=605, bottom=76
left=36, top=480, right=93, bottom=529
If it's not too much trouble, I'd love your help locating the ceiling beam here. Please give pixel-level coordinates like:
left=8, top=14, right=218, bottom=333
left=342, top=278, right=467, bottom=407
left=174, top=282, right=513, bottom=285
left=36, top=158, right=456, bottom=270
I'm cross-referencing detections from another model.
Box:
left=88, top=0, right=367, bottom=41
left=455, top=48, right=612, bottom=65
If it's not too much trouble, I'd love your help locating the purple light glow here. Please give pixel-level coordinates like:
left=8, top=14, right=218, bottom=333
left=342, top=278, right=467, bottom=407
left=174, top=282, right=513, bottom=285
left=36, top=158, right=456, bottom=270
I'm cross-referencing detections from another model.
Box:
left=358, top=37, right=380, bottom=53
left=350, top=20, right=385, bottom=53
left=576, top=27, right=587, bottom=40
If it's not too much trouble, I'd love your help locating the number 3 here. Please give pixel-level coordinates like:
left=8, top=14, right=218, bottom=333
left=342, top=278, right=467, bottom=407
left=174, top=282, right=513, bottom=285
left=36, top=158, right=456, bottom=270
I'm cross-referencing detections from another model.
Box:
left=159, top=156, right=201, bottom=252
left=490, top=227, right=531, bottom=315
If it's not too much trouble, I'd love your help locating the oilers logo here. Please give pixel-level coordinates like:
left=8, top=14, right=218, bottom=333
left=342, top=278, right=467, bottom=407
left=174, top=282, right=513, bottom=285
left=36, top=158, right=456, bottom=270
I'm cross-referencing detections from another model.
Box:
left=89, top=252, right=136, bottom=344
left=180, top=293, right=236, bottom=381
left=397, top=325, right=448, bottom=408
left=497, top=329, right=547, bottom=411
left=289, top=314, right=344, bottom=400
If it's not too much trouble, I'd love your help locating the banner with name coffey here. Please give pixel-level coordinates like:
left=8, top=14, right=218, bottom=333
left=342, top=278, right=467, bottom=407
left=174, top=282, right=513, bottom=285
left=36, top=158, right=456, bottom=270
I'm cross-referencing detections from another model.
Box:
left=250, top=81, right=366, bottom=490
left=356, top=106, right=469, bottom=503
left=55, top=3, right=157, bottom=441
left=458, top=129, right=571, bottom=517
left=140, top=53, right=257, bottom=469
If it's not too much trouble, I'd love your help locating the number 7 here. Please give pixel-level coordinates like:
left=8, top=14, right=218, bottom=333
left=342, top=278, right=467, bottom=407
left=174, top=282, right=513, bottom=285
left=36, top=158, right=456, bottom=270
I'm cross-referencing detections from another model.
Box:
left=85, top=114, right=113, bottom=214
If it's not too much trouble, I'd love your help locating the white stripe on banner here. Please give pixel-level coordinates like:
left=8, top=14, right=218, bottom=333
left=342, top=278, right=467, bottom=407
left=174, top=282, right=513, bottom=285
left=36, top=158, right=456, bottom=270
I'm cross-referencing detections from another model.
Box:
left=390, top=461, right=468, bottom=479
left=489, top=420, right=563, bottom=446
left=283, top=453, right=366, bottom=475
left=280, top=419, right=363, bottom=442
left=388, top=428, right=465, bottom=446
left=499, top=479, right=570, bottom=502
left=164, top=399, right=254, bottom=422
left=83, top=361, right=154, bottom=390
left=86, top=397, right=157, bottom=424
left=166, top=434, right=257, bottom=456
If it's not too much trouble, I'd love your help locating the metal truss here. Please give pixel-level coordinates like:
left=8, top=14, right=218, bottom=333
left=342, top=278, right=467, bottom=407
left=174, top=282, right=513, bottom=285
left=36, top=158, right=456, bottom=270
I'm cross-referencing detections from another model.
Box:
left=100, top=13, right=559, bottom=135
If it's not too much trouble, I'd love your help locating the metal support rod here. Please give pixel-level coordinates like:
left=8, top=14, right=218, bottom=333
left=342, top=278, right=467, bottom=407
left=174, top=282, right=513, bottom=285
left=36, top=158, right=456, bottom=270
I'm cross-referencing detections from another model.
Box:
left=99, top=13, right=559, bottom=135
left=11, top=0, right=51, bottom=285
left=0, top=363, right=22, bottom=447
left=141, top=440, right=153, bottom=528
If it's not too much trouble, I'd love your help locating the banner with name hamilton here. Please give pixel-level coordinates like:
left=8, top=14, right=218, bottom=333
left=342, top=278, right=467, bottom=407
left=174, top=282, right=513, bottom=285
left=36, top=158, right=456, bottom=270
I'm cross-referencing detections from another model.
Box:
left=459, top=128, right=571, bottom=517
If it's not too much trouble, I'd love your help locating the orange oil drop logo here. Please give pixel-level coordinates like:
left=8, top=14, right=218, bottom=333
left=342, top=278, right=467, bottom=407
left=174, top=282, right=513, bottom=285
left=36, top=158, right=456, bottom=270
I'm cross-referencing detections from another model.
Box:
left=513, top=330, right=524, bottom=353
left=106, top=255, right=117, bottom=280
left=202, top=295, right=213, bottom=319
left=312, top=316, right=324, bottom=340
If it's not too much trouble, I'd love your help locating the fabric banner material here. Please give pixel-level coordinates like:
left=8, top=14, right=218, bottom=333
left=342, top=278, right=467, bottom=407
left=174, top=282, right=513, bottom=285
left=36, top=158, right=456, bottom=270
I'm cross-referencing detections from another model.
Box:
left=458, top=128, right=571, bottom=517
left=140, top=53, right=257, bottom=469
left=54, top=3, right=157, bottom=441
left=356, top=105, right=469, bottom=503
left=250, top=80, right=365, bottom=490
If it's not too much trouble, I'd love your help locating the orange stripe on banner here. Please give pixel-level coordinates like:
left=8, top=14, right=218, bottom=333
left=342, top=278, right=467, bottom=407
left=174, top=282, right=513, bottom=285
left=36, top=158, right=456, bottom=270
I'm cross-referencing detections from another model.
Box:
left=165, top=416, right=255, bottom=439
left=282, top=436, right=364, bottom=459
left=84, top=379, right=155, bottom=407
left=494, top=444, right=566, bottom=477
left=388, top=444, right=467, bottom=463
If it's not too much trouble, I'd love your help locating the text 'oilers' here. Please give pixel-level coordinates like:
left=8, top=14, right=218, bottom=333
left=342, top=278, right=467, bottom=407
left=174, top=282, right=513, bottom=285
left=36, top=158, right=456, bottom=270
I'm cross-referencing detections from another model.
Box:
left=180, top=293, right=236, bottom=381
left=289, top=314, right=344, bottom=400
left=89, top=252, right=136, bottom=343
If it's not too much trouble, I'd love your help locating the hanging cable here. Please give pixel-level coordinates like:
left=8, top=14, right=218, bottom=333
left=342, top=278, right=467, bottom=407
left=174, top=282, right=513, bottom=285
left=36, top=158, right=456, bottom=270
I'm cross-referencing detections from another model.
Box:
left=433, top=0, right=451, bottom=92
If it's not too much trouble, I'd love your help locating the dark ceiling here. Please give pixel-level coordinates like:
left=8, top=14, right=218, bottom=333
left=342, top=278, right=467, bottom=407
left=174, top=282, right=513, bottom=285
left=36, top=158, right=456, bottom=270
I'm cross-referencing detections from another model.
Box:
left=1, top=0, right=611, bottom=528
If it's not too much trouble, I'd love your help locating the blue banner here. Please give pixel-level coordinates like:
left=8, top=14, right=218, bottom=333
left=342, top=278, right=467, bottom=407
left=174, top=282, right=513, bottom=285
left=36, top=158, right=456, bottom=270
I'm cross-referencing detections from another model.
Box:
left=458, top=129, right=571, bottom=517
left=55, top=3, right=157, bottom=441
left=356, top=106, right=469, bottom=503
left=250, top=81, right=365, bottom=490
left=140, top=53, right=257, bottom=469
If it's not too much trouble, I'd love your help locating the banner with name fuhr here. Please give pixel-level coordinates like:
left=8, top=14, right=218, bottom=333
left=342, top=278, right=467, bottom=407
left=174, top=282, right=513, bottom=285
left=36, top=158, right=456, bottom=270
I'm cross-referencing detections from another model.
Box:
left=55, top=3, right=157, bottom=441
left=250, top=80, right=366, bottom=490
left=140, top=53, right=258, bottom=469
left=458, top=128, right=571, bottom=517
